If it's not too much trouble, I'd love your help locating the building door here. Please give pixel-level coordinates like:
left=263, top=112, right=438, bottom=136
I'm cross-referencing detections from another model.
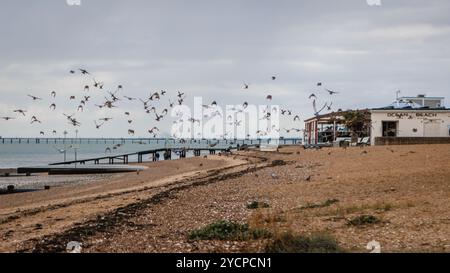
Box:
left=382, top=121, right=398, bottom=137
left=423, top=120, right=441, bottom=137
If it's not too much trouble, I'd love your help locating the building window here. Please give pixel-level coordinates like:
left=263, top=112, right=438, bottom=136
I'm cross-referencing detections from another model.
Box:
left=382, top=121, right=398, bottom=137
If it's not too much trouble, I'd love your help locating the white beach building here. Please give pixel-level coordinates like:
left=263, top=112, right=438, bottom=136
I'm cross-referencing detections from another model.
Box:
left=370, top=95, right=450, bottom=146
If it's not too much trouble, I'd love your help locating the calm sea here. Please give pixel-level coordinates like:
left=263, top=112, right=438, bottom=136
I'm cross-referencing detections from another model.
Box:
left=0, top=138, right=299, bottom=168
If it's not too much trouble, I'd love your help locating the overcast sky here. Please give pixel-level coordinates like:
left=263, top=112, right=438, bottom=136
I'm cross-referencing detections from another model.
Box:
left=0, top=0, right=449, bottom=138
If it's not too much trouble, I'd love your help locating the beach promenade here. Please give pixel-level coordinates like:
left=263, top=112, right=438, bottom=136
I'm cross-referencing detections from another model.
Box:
left=0, top=144, right=449, bottom=253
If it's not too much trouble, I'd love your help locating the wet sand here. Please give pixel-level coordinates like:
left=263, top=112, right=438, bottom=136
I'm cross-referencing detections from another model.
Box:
left=1, top=144, right=450, bottom=253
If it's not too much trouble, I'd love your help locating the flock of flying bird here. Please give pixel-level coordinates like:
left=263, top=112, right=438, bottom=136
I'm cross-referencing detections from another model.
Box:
left=1, top=68, right=340, bottom=139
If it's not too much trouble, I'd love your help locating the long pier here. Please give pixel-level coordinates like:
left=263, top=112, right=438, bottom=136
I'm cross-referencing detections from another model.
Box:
left=48, top=145, right=253, bottom=166
left=0, top=137, right=301, bottom=146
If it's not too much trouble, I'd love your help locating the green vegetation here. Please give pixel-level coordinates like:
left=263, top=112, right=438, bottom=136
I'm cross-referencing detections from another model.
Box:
left=247, top=201, right=271, bottom=210
left=300, top=199, right=340, bottom=210
left=265, top=232, right=343, bottom=253
left=347, top=215, right=382, bottom=226
left=189, top=220, right=272, bottom=241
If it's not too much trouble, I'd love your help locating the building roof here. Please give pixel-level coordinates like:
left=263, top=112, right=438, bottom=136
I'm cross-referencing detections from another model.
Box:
left=304, top=109, right=369, bottom=123
left=371, top=106, right=450, bottom=111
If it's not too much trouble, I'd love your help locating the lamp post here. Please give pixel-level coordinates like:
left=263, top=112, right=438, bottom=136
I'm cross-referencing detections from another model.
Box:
left=74, top=129, right=79, bottom=164
left=63, top=130, right=68, bottom=162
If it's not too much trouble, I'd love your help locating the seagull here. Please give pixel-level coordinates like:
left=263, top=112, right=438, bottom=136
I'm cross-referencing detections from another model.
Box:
left=84, top=85, right=90, bottom=92
left=28, top=95, right=42, bottom=101
left=70, top=96, right=76, bottom=100
left=294, top=115, right=301, bottom=122
left=51, top=91, right=56, bottom=98
left=49, top=103, right=56, bottom=110
left=124, top=96, right=137, bottom=101
left=317, top=82, right=322, bottom=86
left=326, top=89, right=339, bottom=95
left=124, top=112, right=131, bottom=116
left=40, top=131, right=45, bottom=136
left=79, top=69, right=90, bottom=75
left=13, top=109, right=27, bottom=116
left=128, top=129, right=135, bottom=135
left=177, top=91, right=185, bottom=98
left=69, top=70, right=76, bottom=74
left=309, top=94, right=317, bottom=99
left=272, top=76, right=277, bottom=81
left=149, top=92, right=160, bottom=101
left=63, top=113, right=75, bottom=120
left=105, top=147, right=112, bottom=153
left=99, top=117, right=113, bottom=122
left=327, top=102, right=333, bottom=111
left=31, top=116, right=42, bottom=124
left=94, top=120, right=104, bottom=129
left=243, top=83, right=249, bottom=89
left=266, top=95, right=273, bottom=101
left=1, top=117, right=15, bottom=121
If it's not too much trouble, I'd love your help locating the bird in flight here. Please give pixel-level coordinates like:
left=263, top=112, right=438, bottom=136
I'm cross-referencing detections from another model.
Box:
left=49, top=103, right=56, bottom=110
left=266, top=95, right=273, bottom=101
left=294, top=115, right=301, bottom=122
left=1, top=117, right=15, bottom=121
left=326, top=89, right=339, bottom=95
left=31, top=116, right=42, bottom=124
left=124, top=96, right=137, bottom=101
left=99, top=117, right=113, bottom=122
left=243, top=83, right=250, bottom=90
left=79, top=69, right=90, bottom=75
left=272, top=76, right=277, bottom=81
left=309, top=94, right=317, bottom=99
left=51, top=91, right=56, bottom=98
left=94, top=120, right=105, bottom=129
left=28, top=95, right=42, bottom=101
left=14, top=109, right=27, bottom=116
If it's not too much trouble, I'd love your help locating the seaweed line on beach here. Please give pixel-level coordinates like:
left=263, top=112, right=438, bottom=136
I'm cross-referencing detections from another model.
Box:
left=16, top=153, right=285, bottom=253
